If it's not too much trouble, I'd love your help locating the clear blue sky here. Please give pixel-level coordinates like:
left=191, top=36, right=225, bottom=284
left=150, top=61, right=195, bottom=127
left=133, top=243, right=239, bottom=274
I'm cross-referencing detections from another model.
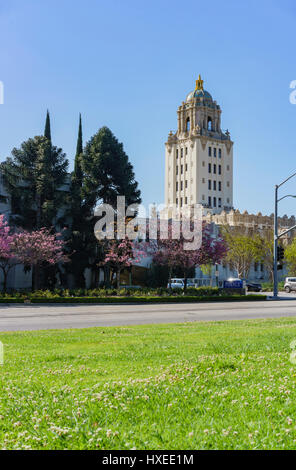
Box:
left=1, top=0, right=296, bottom=217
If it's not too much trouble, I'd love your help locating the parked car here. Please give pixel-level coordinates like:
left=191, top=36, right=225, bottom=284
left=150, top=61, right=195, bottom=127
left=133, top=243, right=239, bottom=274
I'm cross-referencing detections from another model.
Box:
left=167, top=279, right=184, bottom=289
left=284, top=277, right=296, bottom=293
left=167, top=279, right=198, bottom=289
left=245, top=281, right=262, bottom=292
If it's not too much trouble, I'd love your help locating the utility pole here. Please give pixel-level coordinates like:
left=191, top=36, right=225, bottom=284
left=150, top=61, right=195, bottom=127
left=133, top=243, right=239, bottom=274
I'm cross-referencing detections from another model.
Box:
left=273, top=172, right=296, bottom=299
left=273, top=185, right=278, bottom=298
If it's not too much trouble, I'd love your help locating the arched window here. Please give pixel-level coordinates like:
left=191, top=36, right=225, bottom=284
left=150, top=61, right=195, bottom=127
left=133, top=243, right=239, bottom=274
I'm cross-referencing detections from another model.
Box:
left=186, top=117, right=190, bottom=132
left=207, top=116, right=212, bottom=131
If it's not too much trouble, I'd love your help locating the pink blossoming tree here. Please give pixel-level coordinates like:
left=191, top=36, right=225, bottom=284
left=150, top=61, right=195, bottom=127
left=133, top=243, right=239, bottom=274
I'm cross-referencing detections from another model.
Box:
left=0, top=215, right=68, bottom=291
left=153, top=222, right=228, bottom=291
left=12, top=228, right=68, bottom=290
left=0, top=215, right=20, bottom=292
left=103, top=237, right=141, bottom=289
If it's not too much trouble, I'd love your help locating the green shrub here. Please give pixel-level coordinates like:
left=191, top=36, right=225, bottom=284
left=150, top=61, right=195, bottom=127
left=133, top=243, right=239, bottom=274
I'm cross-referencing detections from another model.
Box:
left=29, top=294, right=266, bottom=304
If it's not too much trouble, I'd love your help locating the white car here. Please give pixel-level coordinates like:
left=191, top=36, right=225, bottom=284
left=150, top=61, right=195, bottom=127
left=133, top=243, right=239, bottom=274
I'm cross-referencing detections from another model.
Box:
left=284, top=277, right=296, bottom=293
left=167, top=279, right=184, bottom=289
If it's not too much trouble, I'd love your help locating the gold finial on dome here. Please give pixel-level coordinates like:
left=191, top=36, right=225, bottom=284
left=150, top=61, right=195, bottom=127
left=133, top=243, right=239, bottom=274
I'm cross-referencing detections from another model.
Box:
left=195, top=74, right=204, bottom=91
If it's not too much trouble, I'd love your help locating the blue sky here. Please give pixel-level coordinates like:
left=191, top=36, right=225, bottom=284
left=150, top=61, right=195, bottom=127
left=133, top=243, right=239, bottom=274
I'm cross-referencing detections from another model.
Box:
left=0, top=0, right=296, bottom=216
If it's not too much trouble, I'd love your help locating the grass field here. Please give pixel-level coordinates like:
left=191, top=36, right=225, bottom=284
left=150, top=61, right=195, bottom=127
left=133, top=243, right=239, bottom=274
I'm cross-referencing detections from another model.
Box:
left=1, top=318, right=296, bottom=450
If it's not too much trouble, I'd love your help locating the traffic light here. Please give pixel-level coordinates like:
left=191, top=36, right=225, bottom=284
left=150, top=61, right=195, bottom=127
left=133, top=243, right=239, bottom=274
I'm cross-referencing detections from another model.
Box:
left=277, top=246, right=285, bottom=262
left=277, top=245, right=285, bottom=270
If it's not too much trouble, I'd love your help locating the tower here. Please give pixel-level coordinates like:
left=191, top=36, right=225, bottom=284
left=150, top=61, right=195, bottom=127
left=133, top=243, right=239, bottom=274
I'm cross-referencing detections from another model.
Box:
left=165, top=75, right=233, bottom=215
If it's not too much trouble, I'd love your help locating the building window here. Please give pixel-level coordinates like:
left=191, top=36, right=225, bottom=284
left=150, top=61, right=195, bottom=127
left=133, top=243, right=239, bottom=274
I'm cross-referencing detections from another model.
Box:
left=218, top=181, right=221, bottom=191
left=181, top=165, right=183, bottom=174
left=218, top=165, right=221, bottom=175
left=202, top=161, right=205, bottom=167
left=219, top=149, right=222, bottom=158
left=208, top=180, right=211, bottom=190
left=218, top=197, right=222, bottom=207
left=202, top=195, right=205, bottom=201
left=207, top=117, right=212, bottom=131
left=227, top=181, right=230, bottom=187
left=254, top=262, right=258, bottom=272
left=180, top=198, right=183, bottom=207
left=185, top=147, right=188, bottom=155
left=181, top=181, right=183, bottom=191
left=185, top=197, right=188, bottom=204
left=227, top=198, right=230, bottom=203
left=176, top=166, right=178, bottom=175
left=185, top=163, right=188, bottom=172
left=214, top=148, right=217, bottom=158
left=185, top=180, right=188, bottom=189
left=213, top=164, right=216, bottom=174
left=176, top=198, right=178, bottom=205
left=213, top=197, right=216, bottom=207
left=186, top=117, right=190, bottom=132
left=208, top=163, right=211, bottom=173
left=208, top=147, right=212, bottom=157
left=208, top=196, right=212, bottom=207
left=176, top=149, right=178, bottom=159
left=227, top=165, right=229, bottom=171
left=261, top=263, right=264, bottom=272
left=176, top=182, right=178, bottom=192
left=181, top=148, right=183, bottom=158
left=213, top=180, right=216, bottom=191
left=202, top=178, right=205, bottom=183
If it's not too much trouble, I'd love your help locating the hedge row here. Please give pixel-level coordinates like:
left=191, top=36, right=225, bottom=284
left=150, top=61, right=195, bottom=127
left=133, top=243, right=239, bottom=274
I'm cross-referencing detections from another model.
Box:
left=0, top=295, right=267, bottom=304
left=0, top=286, right=222, bottom=299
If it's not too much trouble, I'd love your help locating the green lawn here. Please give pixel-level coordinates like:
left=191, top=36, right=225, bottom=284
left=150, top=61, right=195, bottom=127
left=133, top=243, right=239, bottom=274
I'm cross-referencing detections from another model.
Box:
left=1, top=318, right=296, bottom=450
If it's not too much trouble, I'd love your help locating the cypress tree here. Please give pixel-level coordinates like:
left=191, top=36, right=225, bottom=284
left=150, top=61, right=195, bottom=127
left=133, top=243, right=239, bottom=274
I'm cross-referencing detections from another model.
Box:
left=74, top=113, right=83, bottom=181
left=66, top=114, right=90, bottom=288
left=44, top=110, right=51, bottom=143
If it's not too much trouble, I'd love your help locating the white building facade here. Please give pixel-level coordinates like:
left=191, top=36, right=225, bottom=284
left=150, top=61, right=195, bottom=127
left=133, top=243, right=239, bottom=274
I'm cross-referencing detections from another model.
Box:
left=165, top=75, right=233, bottom=215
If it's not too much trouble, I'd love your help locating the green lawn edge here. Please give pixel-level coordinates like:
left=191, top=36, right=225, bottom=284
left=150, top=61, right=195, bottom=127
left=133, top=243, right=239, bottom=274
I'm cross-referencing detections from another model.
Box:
left=0, top=294, right=266, bottom=304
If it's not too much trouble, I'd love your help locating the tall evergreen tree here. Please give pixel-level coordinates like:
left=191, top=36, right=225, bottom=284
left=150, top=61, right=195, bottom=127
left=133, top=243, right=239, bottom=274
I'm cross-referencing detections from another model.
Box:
left=1, top=123, right=69, bottom=289
left=74, top=113, right=83, bottom=182
left=82, top=126, right=141, bottom=208
left=1, top=136, right=68, bottom=230
left=66, top=114, right=90, bottom=288
left=80, top=127, right=142, bottom=287
left=44, top=110, right=51, bottom=143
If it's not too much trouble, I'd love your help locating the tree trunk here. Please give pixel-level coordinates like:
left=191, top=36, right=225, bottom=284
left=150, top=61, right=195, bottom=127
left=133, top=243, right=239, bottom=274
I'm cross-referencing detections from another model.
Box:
left=184, top=271, right=188, bottom=293
left=36, top=193, right=42, bottom=229
left=168, top=266, right=173, bottom=291
left=103, top=266, right=111, bottom=288
left=117, top=269, right=120, bottom=290
left=1, top=268, right=8, bottom=293
left=32, top=265, right=40, bottom=291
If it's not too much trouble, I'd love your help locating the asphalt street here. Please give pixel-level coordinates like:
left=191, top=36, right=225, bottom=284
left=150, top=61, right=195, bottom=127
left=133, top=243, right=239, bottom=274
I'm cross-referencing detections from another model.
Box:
left=1, top=297, right=296, bottom=331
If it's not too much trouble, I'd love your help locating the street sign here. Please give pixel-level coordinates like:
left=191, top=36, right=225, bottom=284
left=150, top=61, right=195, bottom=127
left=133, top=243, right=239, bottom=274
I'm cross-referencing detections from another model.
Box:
left=223, top=280, right=243, bottom=289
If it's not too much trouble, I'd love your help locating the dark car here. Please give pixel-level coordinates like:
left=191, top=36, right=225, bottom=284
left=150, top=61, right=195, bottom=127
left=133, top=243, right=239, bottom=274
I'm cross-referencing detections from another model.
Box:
left=245, top=281, right=262, bottom=292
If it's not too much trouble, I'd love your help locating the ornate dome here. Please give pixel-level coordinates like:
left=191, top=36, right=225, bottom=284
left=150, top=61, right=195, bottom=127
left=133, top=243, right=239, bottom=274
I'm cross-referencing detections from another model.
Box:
left=185, top=74, right=213, bottom=102
left=186, top=89, right=213, bottom=102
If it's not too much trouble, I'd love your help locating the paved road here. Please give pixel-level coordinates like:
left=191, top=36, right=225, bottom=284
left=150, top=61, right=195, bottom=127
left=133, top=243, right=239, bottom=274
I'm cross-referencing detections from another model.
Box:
left=1, top=299, right=296, bottom=331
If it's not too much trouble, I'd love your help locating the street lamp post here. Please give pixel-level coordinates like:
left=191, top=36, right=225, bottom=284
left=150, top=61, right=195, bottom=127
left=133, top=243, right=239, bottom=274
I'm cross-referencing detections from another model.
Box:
left=273, top=172, right=296, bottom=299
left=273, top=185, right=278, bottom=298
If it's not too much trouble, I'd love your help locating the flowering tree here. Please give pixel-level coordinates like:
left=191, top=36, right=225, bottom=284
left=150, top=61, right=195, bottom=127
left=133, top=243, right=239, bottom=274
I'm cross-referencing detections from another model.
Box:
left=0, top=215, right=20, bottom=292
left=103, top=237, right=135, bottom=289
left=11, top=228, right=68, bottom=290
left=153, top=222, right=228, bottom=291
